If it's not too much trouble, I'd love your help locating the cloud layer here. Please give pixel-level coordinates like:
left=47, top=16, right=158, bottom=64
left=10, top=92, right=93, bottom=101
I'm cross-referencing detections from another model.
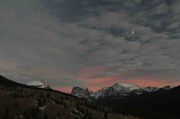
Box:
left=0, top=0, right=180, bottom=92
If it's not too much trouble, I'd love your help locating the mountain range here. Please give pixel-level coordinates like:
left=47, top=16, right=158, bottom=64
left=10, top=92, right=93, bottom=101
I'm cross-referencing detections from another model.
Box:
left=0, top=74, right=180, bottom=119
left=0, top=75, right=142, bottom=119
left=71, top=83, right=180, bottom=119
left=71, top=83, right=173, bottom=100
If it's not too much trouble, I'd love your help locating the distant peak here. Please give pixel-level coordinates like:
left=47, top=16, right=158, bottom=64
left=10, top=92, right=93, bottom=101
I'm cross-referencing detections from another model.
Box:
left=72, top=86, right=89, bottom=91
left=162, top=85, right=175, bottom=90
left=112, top=83, right=141, bottom=89
left=113, top=83, right=139, bottom=87
left=71, top=86, right=92, bottom=99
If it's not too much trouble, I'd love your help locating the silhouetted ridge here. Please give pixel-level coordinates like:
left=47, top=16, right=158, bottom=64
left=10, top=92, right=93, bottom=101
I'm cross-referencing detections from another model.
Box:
left=0, top=74, right=79, bottom=99
left=0, top=75, right=24, bottom=87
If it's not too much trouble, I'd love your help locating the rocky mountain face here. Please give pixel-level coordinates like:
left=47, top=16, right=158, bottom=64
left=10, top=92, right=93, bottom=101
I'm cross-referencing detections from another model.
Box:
left=71, top=87, right=93, bottom=99
left=93, top=83, right=141, bottom=99
left=71, top=83, right=173, bottom=100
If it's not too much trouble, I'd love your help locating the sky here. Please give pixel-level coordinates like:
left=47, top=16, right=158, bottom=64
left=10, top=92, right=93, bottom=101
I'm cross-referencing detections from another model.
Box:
left=0, top=0, right=180, bottom=93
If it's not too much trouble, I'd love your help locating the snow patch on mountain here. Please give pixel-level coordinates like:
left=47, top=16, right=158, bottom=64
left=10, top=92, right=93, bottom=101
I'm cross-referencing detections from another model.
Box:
left=142, top=87, right=159, bottom=92
left=27, top=80, right=50, bottom=89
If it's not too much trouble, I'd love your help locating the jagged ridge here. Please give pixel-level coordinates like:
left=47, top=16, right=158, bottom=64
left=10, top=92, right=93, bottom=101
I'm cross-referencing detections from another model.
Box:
left=71, top=83, right=173, bottom=99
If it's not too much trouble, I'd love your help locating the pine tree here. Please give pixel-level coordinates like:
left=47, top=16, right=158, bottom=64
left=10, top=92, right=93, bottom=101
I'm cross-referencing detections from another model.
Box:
left=44, top=113, right=48, bottom=119
left=3, top=108, right=10, bottom=119
left=103, top=111, right=108, bottom=119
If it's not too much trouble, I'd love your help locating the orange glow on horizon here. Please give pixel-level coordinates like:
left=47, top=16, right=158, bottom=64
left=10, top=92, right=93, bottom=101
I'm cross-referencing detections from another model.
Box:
left=57, top=66, right=180, bottom=93
left=56, top=87, right=73, bottom=93
left=77, top=75, right=180, bottom=92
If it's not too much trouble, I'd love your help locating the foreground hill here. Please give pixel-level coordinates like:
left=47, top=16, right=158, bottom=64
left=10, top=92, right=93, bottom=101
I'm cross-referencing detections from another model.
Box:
left=98, top=86, right=180, bottom=119
left=0, top=75, right=141, bottom=119
left=0, top=75, right=25, bottom=87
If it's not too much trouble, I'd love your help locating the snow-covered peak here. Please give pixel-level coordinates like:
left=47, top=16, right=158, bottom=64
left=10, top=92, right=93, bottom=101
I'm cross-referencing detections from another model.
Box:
left=142, top=86, right=159, bottom=92
left=93, top=83, right=141, bottom=99
left=112, top=83, right=140, bottom=91
left=27, top=80, right=50, bottom=89
left=142, top=85, right=174, bottom=92
left=72, top=83, right=142, bottom=99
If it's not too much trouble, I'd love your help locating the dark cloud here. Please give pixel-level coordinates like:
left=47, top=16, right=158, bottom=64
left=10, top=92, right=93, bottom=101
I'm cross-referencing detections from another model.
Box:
left=0, top=0, right=180, bottom=90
